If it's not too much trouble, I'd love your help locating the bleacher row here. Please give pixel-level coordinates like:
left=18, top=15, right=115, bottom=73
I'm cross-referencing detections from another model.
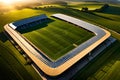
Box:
left=11, top=14, right=48, bottom=30
left=16, top=18, right=48, bottom=30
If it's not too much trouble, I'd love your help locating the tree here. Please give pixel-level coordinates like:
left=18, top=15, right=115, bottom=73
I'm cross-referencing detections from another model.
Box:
left=95, top=4, right=109, bottom=12
left=81, top=7, right=88, bottom=12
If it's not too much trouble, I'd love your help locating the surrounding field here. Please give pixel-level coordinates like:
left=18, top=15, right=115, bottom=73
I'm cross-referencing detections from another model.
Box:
left=0, top=38, right=42, bottom=80
left=0, top=4, right=53, bottom=80
left=0, top=1, right=120, bottom=80
left=38, top=5, right=120, bottom=33
left=94, top=12, right=120, bottom=21
left=21, top=18, right=93, bottom=60
left=72, top=41, right=120, bottom=80
left=68, top=2, right=104, bottom=10
left=70, top=3, right=120, bottom=80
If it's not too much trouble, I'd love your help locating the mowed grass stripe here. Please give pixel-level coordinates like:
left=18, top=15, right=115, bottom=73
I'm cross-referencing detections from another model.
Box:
left=34, top=31, right=64, bottom=53
left=46, top=25, right=82, bottom=43
left=24, top=33, right=58, bottom=57
left=49, top=18, right=92, bottom=37
left=46, top=22, right=94, bottom=45
left=0, top=41, right=42, bottom=80
left=94, top=12, right=120, bottom=21
left=26, top=27, right=75, bottom=56
left=41, top=27, right=78, bottom=54
left=46, top=25, right=75, bottom=43
left=37, top=27, right=71, bottom=45
left=103, top=61, right=120, bottom=80
left=47, top=20, right=91, bottom=43
left=24, top=32, right=73, bottom=59
left=23, top=18, right=93, bottom=60
left=25, top=32, right=60, bottom=53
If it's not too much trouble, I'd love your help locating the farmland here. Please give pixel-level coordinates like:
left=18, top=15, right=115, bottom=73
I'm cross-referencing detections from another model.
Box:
left=68, top=2, right=104, bottom=10
left=73, top=40, right=120, bottom=80
left=0, top=39, right=42, bottom=80
left=69, top=3, right=120, bottom=80
left=0, top=1, right=120, bottom=80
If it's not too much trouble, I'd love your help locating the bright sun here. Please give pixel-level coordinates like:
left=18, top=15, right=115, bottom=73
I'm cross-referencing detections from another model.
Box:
left=0, top=0, right=21, bottom=4
left=3, top=0, right=13, bottom=4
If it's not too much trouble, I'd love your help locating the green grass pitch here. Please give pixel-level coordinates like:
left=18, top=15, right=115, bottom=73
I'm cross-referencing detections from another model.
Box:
left=21, top=18, right=94, bottom=60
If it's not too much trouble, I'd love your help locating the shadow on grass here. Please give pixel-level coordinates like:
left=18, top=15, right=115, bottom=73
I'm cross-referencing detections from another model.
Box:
left=0, top=32, right=8, bottom=42
left=37, top=7, right=78, bottom=17
left=97, top=6, right=120, bottom=15
left=18, top=18, right=55, bottom=34
left=72, top=41, right=120, bottom=80
left=88, top=12, right=116, bottom=21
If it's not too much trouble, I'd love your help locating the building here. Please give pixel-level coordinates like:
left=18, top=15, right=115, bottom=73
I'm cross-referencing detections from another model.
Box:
left=4, top=14, right=115, bottom=80
left=9, top=14, right=48, bottom=30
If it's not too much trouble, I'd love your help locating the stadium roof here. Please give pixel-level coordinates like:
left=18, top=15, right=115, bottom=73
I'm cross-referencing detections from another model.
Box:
left=12, top=14, right=47, bottom=29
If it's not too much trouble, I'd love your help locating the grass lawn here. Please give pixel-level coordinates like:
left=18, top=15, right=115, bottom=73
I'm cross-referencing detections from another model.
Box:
left=73, top=40, right=120, bottom=80
left=103, top=61, right=120, bottom=80
left=21, top=18, right=94, bottom=60
left=68, top=3, right=104, bottom=10
left=69, top=3, right=120, bottom=80
left=93, top=12, right=120, bottom=21
left=0, top=40, right=42, bottom=80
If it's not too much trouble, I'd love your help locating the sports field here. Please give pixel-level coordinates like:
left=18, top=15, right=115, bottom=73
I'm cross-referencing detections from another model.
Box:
left=21, top=18, right=94, bottom=60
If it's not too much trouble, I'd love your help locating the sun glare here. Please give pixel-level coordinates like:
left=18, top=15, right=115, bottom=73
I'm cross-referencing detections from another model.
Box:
left=0, top=0, right=21, bottom=4
left=3, top=0, right=12, bottom=4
